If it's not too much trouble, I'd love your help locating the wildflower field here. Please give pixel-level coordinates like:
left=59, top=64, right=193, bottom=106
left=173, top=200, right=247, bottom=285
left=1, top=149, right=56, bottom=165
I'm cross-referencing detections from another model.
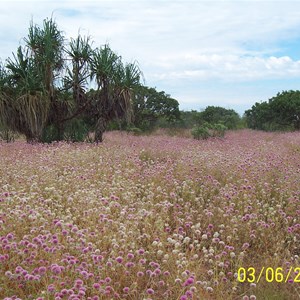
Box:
left=0, top=130, right=299, bottom=300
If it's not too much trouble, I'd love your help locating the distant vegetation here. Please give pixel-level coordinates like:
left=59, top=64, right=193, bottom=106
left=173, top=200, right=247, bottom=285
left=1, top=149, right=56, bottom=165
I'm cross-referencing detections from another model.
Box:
left=187, top=106, right=243, bottom=140
left=108, top=102, right=244, bottom=140
left=245, top=90, right=300, bottom=131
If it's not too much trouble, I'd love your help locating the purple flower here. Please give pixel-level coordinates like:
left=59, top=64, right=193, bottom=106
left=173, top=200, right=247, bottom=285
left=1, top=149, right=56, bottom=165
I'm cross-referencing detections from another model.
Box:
left=93, top=283, right=100, bottom=289
left=183, top=277, right=194, bottom=286
left=116, top=256, right=123, bottom=263
left=147, top=288, right=155, bottom=295
left=137, top=271, right=144, bottom=277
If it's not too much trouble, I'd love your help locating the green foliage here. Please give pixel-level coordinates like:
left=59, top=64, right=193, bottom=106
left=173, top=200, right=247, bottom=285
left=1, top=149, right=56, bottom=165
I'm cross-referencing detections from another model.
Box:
left=191, top=125, right=210, bottom=140
left=64, top=118, right=90, bottom=142
left=179, top=107, right=241, bottom=130
left=198, top=106, right=241, bottom=129
left=191, top=122, right=228, bottom=140
left=211, top=123, right=227, bottom=137
left=41, top=124, right=61, bottom=143
left=132, top=86, right=180, bottom=131
left=176, top=110, right=200, bottom=128
left=42, top=118, right=90, bottom=143
left=89, top=45, right=142, bottom=142
left=245, top=90, right=300, bottom=131
left=126, top=126, right=143, bottom=135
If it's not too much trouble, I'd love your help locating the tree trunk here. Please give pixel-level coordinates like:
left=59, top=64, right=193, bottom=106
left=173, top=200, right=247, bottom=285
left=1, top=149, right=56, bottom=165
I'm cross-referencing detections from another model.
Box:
left=57, top=122, right=65, bottom=141
left=94, top=116, right=107, bottom=143
left=294, top=115, right=300, bottom=130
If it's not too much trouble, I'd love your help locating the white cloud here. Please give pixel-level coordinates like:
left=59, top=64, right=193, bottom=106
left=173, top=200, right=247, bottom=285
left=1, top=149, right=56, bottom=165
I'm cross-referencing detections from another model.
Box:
left=150, top=54, right=300, bottom=82
left=1, top=0, right=300, bottom=113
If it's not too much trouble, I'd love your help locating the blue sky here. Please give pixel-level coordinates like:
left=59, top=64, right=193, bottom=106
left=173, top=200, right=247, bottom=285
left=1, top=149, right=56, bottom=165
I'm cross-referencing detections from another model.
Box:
left=1, top=0, right=300, bottom=114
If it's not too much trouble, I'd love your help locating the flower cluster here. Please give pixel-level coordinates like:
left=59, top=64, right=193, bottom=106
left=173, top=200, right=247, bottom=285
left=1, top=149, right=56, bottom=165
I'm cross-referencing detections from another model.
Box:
left=0, top=130, right=299, bottom=299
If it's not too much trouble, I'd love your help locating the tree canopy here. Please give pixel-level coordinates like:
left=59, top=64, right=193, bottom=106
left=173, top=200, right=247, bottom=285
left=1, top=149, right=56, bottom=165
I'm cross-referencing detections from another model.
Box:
left=198, top=106, right=241, bottom=129
left=245, top=90, right=300, bottom=131
left=131, top=86, right=180, bottom=131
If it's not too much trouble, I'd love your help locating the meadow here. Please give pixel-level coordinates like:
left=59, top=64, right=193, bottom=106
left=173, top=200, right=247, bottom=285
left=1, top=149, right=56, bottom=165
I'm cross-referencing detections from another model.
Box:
left=0, top=130, right=299, bottom=300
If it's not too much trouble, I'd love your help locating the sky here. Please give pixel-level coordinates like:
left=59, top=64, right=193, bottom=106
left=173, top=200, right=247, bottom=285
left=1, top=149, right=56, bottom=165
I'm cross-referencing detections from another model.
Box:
left=1, top=0, right=300, bottom=115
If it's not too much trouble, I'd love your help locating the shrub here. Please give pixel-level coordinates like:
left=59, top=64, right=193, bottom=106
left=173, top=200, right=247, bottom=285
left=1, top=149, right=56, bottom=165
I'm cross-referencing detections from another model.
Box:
left=64, top=119, right=90, bottom=142
left=211, top=123, right=227, bottom=137
left=191, top=123, right=228, bottom=140
left=191, top=125, right=210, bottom=140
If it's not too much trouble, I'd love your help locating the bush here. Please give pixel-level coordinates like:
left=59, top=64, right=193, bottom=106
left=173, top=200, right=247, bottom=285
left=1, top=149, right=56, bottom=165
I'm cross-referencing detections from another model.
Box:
left=41, top=124, right=61, bottom=143
left=191, top=126, right=210, bottom=140
left=191, top=123, right=228, bottom=140
left=64, top=119, right=90, bottom=142
left=42, top=119, right=90, bottom=143
left=211, top=123, right=227, bottom=137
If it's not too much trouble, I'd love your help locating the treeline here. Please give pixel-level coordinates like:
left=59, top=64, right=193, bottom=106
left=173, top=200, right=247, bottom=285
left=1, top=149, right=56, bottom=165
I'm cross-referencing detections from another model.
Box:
left=109, top=87, right=244, bottom=133
left=245, top=90, right=300, bottom=131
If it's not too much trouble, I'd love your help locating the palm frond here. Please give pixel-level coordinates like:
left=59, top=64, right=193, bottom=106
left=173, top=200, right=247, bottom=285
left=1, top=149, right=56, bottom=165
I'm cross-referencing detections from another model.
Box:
left=66, top=34, right=92, bottom=65
left=15, top=92, right=50, bottom=139
left=6, top=46, right=44, bottom=94
left=90, top=44, right=120, bottom=89
left=64, top=34, right=93, bottom=107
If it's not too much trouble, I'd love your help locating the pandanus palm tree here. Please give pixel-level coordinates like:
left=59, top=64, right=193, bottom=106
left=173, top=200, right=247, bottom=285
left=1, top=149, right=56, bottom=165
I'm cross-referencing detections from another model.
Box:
left=89, top=44, right=142, bottom=142
left=0, top=18, right=64, bottom=142
left=25, top=18, right=66, bottom=141
left=42, top=34, right=93, bottom=141
left=0, top=47, right=49, bottom=142
left=0, top=18, right=143, bottom=143
left=65, top=34, right=92, bottom=107
left=25, top=18, right=64, bottom=99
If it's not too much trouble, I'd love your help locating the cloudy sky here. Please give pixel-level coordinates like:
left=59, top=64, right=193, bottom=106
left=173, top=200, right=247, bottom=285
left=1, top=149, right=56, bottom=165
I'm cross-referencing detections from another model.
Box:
left=1, top=0, right=300, bottom=114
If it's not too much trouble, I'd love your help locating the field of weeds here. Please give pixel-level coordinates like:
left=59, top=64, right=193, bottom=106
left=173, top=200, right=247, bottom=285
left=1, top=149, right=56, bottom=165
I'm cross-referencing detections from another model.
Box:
left=0, top=130, right=299, bottom=300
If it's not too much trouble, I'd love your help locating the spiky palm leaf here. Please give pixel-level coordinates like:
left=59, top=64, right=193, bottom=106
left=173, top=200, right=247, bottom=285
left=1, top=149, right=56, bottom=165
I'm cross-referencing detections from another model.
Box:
left=88, top=44, right=142, bottom=142
left=6, top=46, right=44, bottom=93
left=24, top=18, right=64, bottom=96
left=3, top=45, right=50, bottom=142
left=64, top=34, right=92, bottom=107
left=16, top=92, right=50, bottom=140
left=90, top=44, right=120, bottom=89
left=113, top=62, right=143, bottom=122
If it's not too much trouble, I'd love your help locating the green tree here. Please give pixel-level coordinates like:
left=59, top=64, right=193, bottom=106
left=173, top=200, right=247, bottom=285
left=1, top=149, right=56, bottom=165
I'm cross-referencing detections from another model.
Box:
left=245, top=90, right=300, bottom=131
left=244, top=101, right=271, bottom=130
left=269, top=91, right=300, bottom=130
left=0, top=46, right=50, bottom=142
left=177, top=110, right=202, bottom=128
left=132, top=86, right=180, bottom=131
left=0, top=18, right=64, bottom=142
left=89, top=45, right=142, bottom=142
left=46, top=34, right=93, bottom=141
left=198, top=106, right=241, bottom=129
